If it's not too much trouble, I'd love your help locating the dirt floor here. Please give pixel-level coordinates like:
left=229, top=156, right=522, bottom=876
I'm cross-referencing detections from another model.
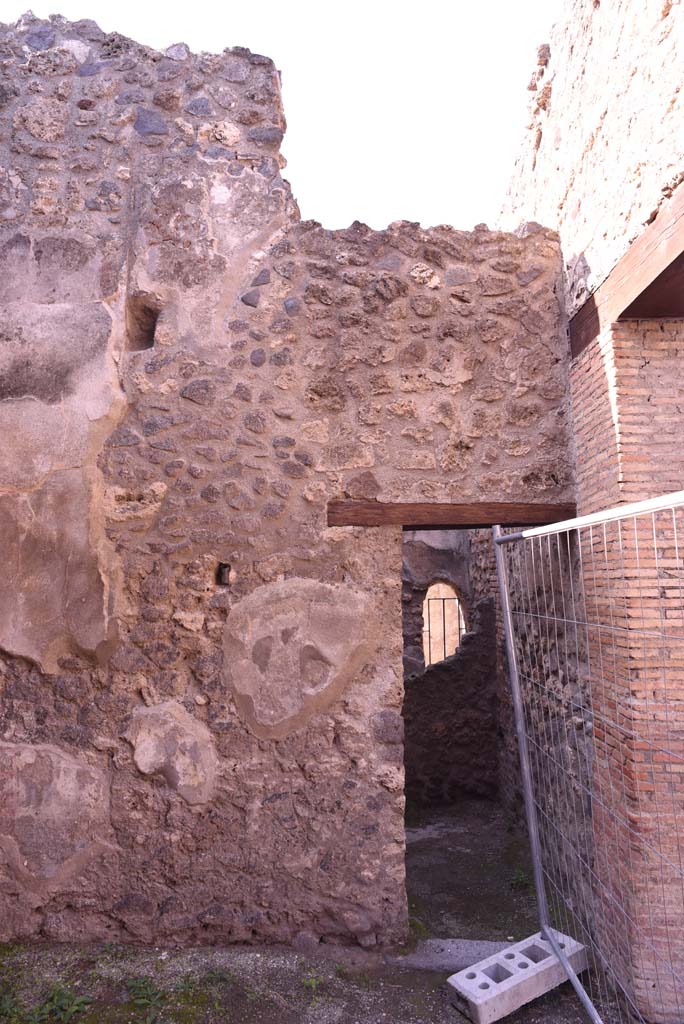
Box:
left=0, top=800, right=588, bottom=1024
left=405, top=797, right=540, bottom=941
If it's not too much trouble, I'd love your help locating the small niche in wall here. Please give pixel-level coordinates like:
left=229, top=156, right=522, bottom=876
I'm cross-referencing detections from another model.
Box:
left=215, top=563, right=231, bottom=586
left=422, top=581, right=466, bottom=666
left=125, top=292, right=161, bottom=351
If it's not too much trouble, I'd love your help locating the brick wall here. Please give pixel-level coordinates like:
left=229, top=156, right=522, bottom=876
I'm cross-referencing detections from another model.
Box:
left=501, top=0, right=684, bottom=1010
left=570, top=319, right=684, bottom=1022
left=612, top=321, right=684, bottom=500
left=571, top=320, right=684, bottom=510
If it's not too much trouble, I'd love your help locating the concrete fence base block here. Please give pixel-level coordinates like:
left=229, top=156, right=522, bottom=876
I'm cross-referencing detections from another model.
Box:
left=446, top=930, right=588, bottom=1024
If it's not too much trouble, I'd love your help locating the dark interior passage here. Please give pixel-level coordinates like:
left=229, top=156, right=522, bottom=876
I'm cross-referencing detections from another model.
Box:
left=402, top=528, right=500, bottom=806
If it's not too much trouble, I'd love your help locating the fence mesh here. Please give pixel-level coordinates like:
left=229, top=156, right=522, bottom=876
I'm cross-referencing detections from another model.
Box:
left=495, top=495, right=684, bottom=1024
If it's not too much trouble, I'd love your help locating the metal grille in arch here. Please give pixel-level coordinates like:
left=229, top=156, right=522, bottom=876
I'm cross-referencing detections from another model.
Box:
left=494, top=490, right=684, bottom=1024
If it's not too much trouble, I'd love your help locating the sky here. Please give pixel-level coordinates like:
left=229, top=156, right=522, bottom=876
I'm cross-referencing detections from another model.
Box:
left=1, top=0, right=564, bottom=230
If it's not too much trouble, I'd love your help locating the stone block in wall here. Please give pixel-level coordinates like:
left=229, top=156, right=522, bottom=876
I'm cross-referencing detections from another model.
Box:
left=124, top=701, right=218, bottom=805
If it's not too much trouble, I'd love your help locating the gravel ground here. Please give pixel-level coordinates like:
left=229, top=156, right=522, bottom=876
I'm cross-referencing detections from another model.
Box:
left=0, top=800, right=589, bottom=1024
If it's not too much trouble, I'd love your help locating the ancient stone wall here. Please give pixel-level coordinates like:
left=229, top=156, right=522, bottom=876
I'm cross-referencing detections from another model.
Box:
left=469, top=528, right=522, bottom=810
left=0, top=13, right=571, bottom=947
left=501, top=0, right=684, bottom=316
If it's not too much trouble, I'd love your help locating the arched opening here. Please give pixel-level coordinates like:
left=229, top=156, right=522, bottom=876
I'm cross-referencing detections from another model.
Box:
left=422, top=580, right=467, bottom=666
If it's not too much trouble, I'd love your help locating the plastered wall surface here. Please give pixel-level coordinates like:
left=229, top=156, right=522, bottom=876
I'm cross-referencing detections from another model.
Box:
left=0, top=13, right=572, bottom=946
left=502, top=0, right=684, bottom=316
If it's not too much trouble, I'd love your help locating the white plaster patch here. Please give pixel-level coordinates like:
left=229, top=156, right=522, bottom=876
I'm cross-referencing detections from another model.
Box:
left=211, top=183, right=232, bottom=206
left=60, top=38, right=90, bottom=62
left=124, top=701, right=218, bottom=805
left=222, top=578, right=373, bottom=738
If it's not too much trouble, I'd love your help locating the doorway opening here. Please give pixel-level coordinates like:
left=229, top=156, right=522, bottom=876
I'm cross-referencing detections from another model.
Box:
left=401, top=527, right=537, bottom=945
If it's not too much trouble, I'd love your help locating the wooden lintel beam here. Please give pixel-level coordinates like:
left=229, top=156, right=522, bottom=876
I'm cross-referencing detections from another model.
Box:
left=327, top=500, right=577, bottom=529
left=569, top=179, right=684, bottom=358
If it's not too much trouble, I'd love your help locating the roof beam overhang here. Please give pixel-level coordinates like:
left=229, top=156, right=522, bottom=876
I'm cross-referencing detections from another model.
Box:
left=569, top=179, right=684, bottom=358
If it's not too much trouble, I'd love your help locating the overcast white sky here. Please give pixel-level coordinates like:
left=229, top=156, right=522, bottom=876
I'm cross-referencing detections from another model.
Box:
left=2, top=0, right=564, bottom=229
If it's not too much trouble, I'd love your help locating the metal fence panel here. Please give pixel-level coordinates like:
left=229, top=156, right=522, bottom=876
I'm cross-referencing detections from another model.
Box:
left=494, top=490, right=684, bottom=1024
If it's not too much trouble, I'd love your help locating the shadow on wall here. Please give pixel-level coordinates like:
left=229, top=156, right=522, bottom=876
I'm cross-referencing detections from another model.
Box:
left=566, top=254, right=625, bottom=511
left=403, top=597, right=497, bottom=805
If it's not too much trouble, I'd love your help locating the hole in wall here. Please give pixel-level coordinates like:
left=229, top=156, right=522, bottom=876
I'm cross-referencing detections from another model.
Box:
left=215, top=562, right=231, bottom=586
left=126, top=292, right=161, bottom=351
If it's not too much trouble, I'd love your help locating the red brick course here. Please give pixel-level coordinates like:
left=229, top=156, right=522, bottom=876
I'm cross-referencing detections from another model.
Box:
left=571, top=319, right=684, bottom=1023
